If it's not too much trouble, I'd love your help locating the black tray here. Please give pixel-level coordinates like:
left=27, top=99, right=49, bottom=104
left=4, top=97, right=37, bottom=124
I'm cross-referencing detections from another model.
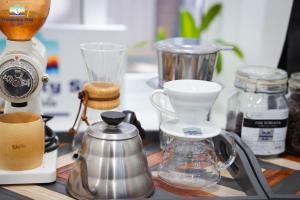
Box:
left=233, top=133, right=300, bottom=200
left=55, top=131, right=269, bottom=199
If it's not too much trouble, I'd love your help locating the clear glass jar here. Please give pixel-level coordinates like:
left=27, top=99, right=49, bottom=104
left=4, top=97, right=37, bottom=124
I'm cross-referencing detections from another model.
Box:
left=226, top=66, right=289, bottom=156
left=286, top=72, right=300, bottom=155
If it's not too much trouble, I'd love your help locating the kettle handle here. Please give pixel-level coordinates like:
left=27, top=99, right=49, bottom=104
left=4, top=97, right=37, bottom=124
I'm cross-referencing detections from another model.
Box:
left=73, top=153, right=97, bottom=195
left=216, top=133, right=237, bottom=172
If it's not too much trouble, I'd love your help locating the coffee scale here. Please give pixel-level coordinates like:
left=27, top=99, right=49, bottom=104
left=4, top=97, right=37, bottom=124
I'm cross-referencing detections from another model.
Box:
left=0, top=0, right=58, bottom=184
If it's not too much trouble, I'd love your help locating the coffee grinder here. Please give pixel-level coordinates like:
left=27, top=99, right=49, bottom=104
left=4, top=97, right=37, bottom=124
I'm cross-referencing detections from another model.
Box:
left=0, top=0, right=57, bottom=184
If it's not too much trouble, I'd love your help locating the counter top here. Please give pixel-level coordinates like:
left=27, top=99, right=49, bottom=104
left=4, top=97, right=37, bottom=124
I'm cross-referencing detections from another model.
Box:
left=0, top=132, right=299, bottom=200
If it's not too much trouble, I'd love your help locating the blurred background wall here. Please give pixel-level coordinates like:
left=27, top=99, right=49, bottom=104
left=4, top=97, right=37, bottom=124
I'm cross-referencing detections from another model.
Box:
left=45, top=0, right=293, bottom=125
left=46, top=0, right=293, bottom=65
left=0, top=0, right=294, bottom=128
left=46, top=0, right=157, bottom=47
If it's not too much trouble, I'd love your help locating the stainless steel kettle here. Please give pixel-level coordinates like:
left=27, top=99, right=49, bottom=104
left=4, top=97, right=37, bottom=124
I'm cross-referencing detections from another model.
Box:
left=67, top=111, right=154, bottom=199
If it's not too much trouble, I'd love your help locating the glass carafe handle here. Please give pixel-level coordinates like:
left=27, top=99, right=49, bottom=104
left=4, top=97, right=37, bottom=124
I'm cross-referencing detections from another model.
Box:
left=216, top=132, right=237, bottom=172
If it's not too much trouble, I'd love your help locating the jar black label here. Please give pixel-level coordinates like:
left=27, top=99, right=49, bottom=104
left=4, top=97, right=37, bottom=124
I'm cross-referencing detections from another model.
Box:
left=243, top=118, right=288, bottom=128
left=241, top=110, right=289, bottom=155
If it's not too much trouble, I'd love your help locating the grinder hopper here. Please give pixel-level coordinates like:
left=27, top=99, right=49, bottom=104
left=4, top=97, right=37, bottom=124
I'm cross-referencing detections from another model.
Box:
left=0, top=0, right=50, bottom=41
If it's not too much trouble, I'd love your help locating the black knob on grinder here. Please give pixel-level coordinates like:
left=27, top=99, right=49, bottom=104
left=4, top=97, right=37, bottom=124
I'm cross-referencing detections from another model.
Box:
left=101, top=111, right=126, bottom=126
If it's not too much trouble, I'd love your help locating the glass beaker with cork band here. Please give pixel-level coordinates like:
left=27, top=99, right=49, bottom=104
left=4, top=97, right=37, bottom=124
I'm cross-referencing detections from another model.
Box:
left=69, top=43, right=126, bottom=151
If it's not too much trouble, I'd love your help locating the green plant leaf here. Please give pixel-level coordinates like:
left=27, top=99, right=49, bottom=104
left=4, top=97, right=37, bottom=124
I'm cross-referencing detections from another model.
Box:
left=132, top=40, right=149, bottom=49
left=156, top=27, right=167, bottom=41
left=195, top=27, right=203, bottom=39
left=232, top=46, right=244, bottom=59
left=216, top=53, right=223, bottom=74
left=215, top=39, right=244, bottom=59
left=180, top=10, right=197, bottom=38
left=199, top=3, right=222, bottom=33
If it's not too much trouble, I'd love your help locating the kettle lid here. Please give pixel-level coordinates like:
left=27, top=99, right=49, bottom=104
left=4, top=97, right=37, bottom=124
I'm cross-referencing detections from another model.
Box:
left=87, top=111, right=138, bottom=140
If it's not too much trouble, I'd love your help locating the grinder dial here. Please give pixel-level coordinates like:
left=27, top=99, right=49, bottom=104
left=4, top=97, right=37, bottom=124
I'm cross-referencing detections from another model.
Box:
left=0, top=58, right=39, bottom=102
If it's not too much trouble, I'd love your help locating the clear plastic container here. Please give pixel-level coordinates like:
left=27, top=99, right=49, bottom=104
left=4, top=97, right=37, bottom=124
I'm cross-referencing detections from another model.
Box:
left=226, top=66, right=289, bottom=156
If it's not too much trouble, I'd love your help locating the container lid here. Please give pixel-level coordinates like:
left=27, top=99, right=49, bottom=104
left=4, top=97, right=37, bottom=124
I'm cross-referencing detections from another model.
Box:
left=87, top=111, right=138, bottom=140
left=289, top=72, right=300, bottom=90
left=234, top=66, right=288, bottom=93
left=160, top=119, right=221, bottom=141
left=154, top=37, right=221, bottom=54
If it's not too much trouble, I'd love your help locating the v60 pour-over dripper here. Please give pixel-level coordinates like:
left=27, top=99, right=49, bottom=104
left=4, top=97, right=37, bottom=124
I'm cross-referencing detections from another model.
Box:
left=151, top=79, right=222, bottom=136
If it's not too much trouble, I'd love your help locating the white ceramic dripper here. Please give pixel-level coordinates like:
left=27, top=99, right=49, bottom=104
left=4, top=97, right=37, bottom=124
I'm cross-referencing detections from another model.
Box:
left=150, top=80, right=222, bottom=138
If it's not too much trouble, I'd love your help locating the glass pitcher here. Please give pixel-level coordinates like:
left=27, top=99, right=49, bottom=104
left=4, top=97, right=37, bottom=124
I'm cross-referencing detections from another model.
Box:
left=158, top=132, right=236, bottom=189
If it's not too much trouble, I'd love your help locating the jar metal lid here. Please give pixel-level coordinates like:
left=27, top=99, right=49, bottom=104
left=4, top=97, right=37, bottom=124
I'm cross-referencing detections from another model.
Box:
left=154, top=37, right=226, bottom=54
left=234, top=66, right=288, bottom=93
left=289, top=72, right=300, bottom=90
